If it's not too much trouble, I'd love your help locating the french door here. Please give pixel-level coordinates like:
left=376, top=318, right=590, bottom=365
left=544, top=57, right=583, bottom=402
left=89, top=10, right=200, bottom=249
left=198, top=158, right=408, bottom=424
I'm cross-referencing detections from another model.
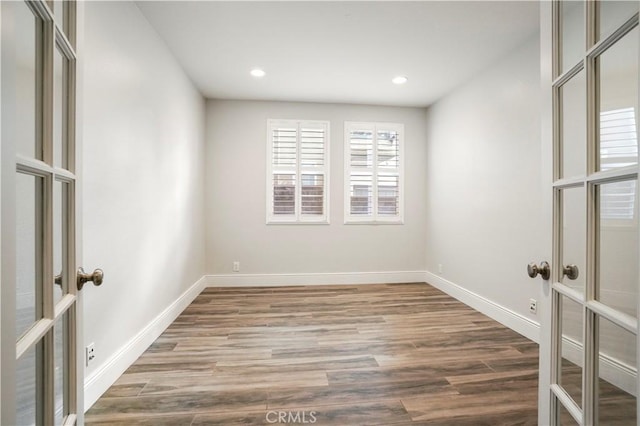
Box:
left=1, top=0, right=85, bottom=424
left=538, top=1, right=640, bottom=424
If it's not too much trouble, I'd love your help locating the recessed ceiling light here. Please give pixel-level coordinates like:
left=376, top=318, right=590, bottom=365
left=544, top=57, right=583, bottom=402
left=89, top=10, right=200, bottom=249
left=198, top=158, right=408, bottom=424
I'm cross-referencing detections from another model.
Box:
left=392, top=76, right=408, bottom=85
left=250, top=68, right=266, bottom=78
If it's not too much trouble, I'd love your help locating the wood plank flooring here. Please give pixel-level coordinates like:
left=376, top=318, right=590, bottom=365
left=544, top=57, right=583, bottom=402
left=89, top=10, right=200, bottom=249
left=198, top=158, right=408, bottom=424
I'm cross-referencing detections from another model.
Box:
left=85, top=282, right=638, bottom=425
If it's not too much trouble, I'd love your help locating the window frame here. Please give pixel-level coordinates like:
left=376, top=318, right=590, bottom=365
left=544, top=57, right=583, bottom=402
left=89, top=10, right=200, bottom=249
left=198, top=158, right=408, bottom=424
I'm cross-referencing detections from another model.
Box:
left=344, top=121, right=404, bottom=225
left=266, top=119, right=330, bottom=225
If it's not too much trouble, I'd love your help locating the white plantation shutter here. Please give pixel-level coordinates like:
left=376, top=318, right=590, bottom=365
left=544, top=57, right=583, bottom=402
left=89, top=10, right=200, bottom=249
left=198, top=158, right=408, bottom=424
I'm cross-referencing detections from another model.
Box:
left=272, top=127, right=297, bottom=167
left=345, top=122, right=403, bottom=223
left=301, top=128, right=326, bottom=167
left=349, top=172, right=373, bottom=215
left=350, top=129, right=374, bottom=168
left=348, top=128, right=374, bottom=215
left=378, top=174, right=399, bottom=216
left=267, top=120, right=329, bottom=223
left=301, top=174, right=324, bottom=215
left=600, top=108, right=638, bottom=221
left=377, top=129, right=400, bottom=168
left=272, top=173, right=296, bottom=215
left=377, top=129, right=400, bottom=216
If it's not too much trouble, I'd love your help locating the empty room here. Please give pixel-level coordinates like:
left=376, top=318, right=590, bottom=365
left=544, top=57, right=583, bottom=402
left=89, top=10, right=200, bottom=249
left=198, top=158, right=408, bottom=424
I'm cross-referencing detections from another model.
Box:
left=1, top=0, right=638, bottom=425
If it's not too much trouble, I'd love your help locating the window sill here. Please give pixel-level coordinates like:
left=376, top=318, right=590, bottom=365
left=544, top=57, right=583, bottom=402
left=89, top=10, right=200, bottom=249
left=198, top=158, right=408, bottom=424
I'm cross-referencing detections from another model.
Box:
left=266, top=220, right=330, bottom=226
left=343, top=219, right=404, bottom=225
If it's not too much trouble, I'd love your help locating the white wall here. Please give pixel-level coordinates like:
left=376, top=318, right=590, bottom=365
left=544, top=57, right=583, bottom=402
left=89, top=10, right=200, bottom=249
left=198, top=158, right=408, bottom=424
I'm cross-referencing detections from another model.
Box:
left=424, top=35, right=544, bottom=323
left=82, top=0, right=205, bottom=402
left=205, top=100, right=427, bottom=277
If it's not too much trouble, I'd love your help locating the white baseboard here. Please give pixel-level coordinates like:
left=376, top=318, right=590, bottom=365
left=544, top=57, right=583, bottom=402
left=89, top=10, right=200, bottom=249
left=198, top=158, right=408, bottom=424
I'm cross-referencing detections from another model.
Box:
left=205, top=271, right=427, bottom=287
left=425, top=271, right=540, bottom=343
left=562, top=336, right=637, bottom=396
left=426, top=271, right=637, bottom=397
left=83, top=276, right=207, bottom=411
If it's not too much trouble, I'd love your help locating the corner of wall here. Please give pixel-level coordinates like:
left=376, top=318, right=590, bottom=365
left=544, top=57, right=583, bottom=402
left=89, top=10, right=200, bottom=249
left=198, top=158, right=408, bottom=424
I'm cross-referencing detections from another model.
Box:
left=425, top=271, right=540, bottom=343
left=84, top=276, right=207, bottom=410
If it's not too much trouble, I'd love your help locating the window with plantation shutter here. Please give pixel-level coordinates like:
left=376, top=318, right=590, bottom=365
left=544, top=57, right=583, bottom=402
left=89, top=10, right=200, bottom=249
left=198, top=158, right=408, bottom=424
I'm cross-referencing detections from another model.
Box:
left=344, top=122, right=404, bottom=224
left=267, top=119, right=329, bottom=224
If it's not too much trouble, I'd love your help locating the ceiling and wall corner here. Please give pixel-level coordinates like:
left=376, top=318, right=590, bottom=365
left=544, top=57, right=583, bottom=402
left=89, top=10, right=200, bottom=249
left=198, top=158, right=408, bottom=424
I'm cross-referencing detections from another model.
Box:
left=135, top=1, right=540, bottom=107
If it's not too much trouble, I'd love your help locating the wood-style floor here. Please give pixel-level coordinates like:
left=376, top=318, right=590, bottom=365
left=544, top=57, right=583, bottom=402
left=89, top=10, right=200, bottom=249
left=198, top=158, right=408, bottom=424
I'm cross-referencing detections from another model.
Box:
left=86, top=283, right=543, bottom=425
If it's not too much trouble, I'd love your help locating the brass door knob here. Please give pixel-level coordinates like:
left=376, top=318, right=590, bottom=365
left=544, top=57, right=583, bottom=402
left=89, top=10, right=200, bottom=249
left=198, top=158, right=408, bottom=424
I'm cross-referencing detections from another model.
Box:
left=77, top=267, right=104, bottom=290
left=563, top=264, right=579, bottom=280
left=527, top=261, right=550, bottom=280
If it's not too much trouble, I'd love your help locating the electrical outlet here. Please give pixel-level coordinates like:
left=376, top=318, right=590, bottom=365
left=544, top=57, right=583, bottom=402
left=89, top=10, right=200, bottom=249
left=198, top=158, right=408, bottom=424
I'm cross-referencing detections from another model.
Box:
left=86, top=343, right=96, bottom=366
left=233, top=261, right=240, bottom=273
left=438, top=264, right=443, bottom=274
left=529, top=299, right=537, bottom=314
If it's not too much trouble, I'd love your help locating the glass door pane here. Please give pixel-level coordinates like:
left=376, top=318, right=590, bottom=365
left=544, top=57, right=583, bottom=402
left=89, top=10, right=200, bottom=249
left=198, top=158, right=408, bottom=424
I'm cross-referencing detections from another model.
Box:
left=52, top=0, right=65, bottom=30
left=559, top=401, right=580, bottom=425
left=597, top=179, right=639, bottom=317
left=562, top=187, right=586, bottom=293
left=598, top=317, right=637, bottom=424
left=53, top=45, right=68, bottom=169
left=16, top=173, right=44, bottom=339
left=53, top=180, right=69, bottom=306
left=561, top=0, right=585, bottom=73
left=598, top=0, right=639, bottom=42
left=598, top=27, right=638, bottom=172
left=54, top=315, right=68, bottom=425
left=16, top=343, right=43, bottom=425
left=560, top=295, right=584, bottom=407
left=561, top=71, right=586, bottom=179
left=5, top=1, right=42, bottom=160
left=597, top=27, right=639, bottom=170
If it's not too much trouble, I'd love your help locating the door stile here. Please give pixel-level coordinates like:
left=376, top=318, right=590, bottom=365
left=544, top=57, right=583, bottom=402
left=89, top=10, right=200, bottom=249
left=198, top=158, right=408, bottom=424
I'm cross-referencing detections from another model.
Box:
left=42, top=5, right=56, bottom=425
left=552, top=0, right=562, bottom=82
left=551, top=183, right=561, bottom=422
left=584, top=152, right=597, bottom=426
left=0, top=3, right=3, bottom=422
left=637, top=10, right=640, bottom=423
left=66, top=174, right=78, bottom=422
left=72, top=1, right=84, bottom=421
left=539, top=0, right=555, bottom=422
left=551, top=2, right=566, bottom=423
left=1, top=3, right=18, bottom=424
left=33, top=3, right=44, bottom=162
left=584, top=2, right=596, bottom=423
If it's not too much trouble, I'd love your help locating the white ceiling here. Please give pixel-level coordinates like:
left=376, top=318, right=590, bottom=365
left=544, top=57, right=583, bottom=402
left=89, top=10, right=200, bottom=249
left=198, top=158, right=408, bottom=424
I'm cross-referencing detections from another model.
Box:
left=136, top=1, right=540, bottom=108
